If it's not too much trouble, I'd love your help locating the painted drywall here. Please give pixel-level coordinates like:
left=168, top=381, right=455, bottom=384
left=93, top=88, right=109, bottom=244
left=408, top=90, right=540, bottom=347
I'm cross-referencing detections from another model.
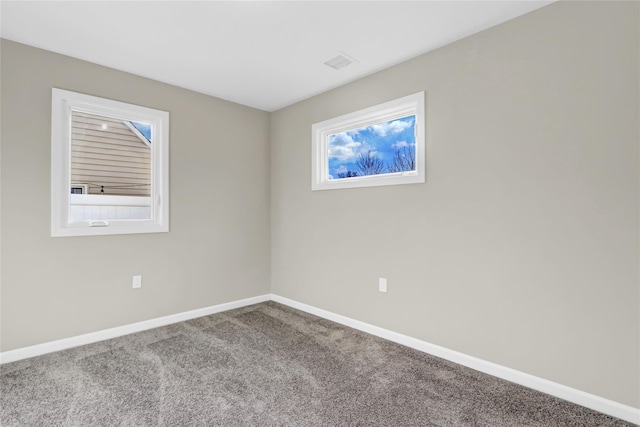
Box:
left=0, top=39, right=271, bottom=351
left=1, top=0, right=638, bottom=413
left=271, top=1, right=639, bottom=408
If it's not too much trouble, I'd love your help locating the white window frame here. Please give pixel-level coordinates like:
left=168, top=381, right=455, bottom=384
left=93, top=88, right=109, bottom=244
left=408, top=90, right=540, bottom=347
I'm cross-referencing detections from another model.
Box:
left=51, top=88, right=169, bottom=237
left=311, top=91, right=425, bottom=191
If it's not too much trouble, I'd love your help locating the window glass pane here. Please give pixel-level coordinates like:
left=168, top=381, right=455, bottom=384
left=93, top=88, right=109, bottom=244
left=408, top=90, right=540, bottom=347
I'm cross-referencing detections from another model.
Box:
left=52, top=88, right=169, bottom=236
left=70, top=111, right=152, bottom=221
left=328, top=115, right=416, bottom=180
left=312, top=91, right=424, bottom=191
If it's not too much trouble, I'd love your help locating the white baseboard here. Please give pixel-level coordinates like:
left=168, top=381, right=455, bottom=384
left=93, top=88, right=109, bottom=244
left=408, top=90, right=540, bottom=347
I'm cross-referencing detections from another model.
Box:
left=2, top=292, right=637, bottom=425
left=270, top=294, right=640, bottom=426
left=0, top=294, right=270, bottom=365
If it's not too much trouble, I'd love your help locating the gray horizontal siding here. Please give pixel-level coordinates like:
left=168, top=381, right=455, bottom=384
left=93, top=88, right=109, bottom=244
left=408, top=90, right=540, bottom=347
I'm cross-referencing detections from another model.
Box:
left=71, top=112, right=151, bottom=196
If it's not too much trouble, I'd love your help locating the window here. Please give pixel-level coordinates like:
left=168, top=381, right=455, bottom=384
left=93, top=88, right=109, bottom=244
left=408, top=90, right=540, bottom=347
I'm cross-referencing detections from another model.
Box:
left=51, top=88, right=169, bottom=237
left=70, top=184, right=88, bottom=194
left=312, top=91, right=425, bottom=191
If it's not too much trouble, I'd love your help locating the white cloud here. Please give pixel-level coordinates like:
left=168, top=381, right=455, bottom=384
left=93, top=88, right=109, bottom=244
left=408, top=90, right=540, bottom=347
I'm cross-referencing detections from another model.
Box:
left=335, top=165, right=349, bottom=174
left=391, top=140, right=409, bottom=149
left=330, top=132, right=354, bottom=146
left=328, top=132, right=372, bottom=161
left=369, top=118, right=414, bottom=137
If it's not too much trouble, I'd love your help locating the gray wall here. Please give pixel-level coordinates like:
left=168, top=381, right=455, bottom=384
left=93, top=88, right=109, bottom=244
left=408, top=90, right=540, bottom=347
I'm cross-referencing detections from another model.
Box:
left=1, top=0, right=638, bottom=411
left=0, top=39, right=271, bottom=351
left=271, top=1, right=639, bottom=407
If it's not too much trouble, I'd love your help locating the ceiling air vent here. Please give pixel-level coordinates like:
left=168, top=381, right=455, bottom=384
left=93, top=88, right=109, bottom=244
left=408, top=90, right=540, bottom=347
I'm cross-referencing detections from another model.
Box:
left=324, top=52, right=357, bottom=70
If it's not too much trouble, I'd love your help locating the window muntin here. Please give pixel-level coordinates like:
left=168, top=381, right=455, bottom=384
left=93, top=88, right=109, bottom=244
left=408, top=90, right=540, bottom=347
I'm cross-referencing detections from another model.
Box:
left=51, top=89, right=169, bottom=237
left=312, top=92, right=425, bottom=191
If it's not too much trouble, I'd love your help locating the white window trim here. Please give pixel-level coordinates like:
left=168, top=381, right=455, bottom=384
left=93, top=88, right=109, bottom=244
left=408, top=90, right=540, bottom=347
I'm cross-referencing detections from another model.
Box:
left=311, top=91, right=425, bottom=191
left=51, top=88, right=169, bottom=237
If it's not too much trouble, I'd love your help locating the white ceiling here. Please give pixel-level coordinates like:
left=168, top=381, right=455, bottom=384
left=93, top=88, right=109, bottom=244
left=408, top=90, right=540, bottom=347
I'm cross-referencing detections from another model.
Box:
left=1, top=1, right=552, bottom=112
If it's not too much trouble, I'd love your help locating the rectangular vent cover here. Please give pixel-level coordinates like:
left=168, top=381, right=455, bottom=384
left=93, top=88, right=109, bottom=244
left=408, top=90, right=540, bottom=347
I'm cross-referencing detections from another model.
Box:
left=324, top=52, right=356, bottom=70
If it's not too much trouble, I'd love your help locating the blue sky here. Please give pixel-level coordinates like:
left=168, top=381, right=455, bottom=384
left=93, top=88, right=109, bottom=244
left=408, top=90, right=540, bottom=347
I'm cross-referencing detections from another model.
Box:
left=131, top=121, right=152, bottom=142
left=328, top=115, right=415, bottom=179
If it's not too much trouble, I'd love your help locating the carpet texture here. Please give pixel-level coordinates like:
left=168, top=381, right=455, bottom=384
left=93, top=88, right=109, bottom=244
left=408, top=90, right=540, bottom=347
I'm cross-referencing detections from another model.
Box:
left=0, top=302, right=633, bottom=426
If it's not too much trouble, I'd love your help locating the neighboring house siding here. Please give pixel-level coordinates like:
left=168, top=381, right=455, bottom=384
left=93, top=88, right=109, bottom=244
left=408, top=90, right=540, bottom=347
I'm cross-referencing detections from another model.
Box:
left=71, top=112, right=151, bottom=196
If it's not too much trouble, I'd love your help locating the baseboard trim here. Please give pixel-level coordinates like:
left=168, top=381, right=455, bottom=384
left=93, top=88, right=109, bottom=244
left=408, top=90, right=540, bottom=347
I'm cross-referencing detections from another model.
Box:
left=2, top=293, right=637, bottom=424
left=270, top=294, right=640, bottom=425
left=0, top=294, right=270, bottom=365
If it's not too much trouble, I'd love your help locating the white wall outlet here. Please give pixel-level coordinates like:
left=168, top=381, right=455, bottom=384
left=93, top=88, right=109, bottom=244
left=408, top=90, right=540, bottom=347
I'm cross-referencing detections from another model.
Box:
left=132, top=275, right=142, bottom=289
left=379, top=277, right=387, bottom=293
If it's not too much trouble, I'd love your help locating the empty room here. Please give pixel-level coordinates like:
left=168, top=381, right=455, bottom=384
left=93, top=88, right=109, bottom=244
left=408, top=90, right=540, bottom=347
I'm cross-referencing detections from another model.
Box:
left=1, top=1, right=638, bottom=425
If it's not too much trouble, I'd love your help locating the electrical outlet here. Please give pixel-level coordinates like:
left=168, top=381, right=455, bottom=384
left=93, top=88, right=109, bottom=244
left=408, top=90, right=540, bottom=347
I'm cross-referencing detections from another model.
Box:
left=379, top=277, right=387, bottom=293
left=132, top=275, right=142, bottom=289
